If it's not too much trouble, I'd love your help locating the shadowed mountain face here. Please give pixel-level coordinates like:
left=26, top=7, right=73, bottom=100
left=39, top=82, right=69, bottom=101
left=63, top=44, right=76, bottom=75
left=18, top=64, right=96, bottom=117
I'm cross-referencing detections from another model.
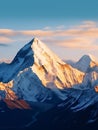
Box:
left=0, top=38, right=98, bottom=129
left=0, top=39, right=34, bottom=83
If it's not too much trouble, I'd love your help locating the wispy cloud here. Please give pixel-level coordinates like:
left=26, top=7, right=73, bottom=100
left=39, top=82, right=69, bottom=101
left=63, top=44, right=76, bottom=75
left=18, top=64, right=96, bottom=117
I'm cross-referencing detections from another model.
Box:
left=0, top=58, right=11, bottom=63
left=42, top=37, right=97, bottom=50
left=0, top=20, right=98, bottom=50
left=43, top=26, right=51, bottom=30
left=72, top=21, right=97, bottom=29
left=56, top=38, right=98, bottom=50
left=0, top=21, right=98, bottom=38
left=0, top=36, right=13, bottom=43
left=0, top=29, right=17, bottom=36
left=56, top=25, right=65, bottom=30
left=19, top=30, right=54, bottom=37
left=0, top=43, right=9, bottom=47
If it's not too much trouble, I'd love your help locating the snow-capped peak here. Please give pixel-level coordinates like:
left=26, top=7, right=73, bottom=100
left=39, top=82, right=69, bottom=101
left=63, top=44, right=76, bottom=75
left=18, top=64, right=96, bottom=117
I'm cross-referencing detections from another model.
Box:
left=31, top=37, right=65, bottom=66
left=87, top=54, right=96, bottom=61
left=0, top=38, right=85, bottom=101
left=75, top=54, right=97, bottom=72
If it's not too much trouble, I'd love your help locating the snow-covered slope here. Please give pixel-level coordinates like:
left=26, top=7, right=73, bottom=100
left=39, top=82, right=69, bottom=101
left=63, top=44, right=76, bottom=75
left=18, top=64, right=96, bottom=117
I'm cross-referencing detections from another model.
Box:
left=0, top=38, right=85, bottom=101
left=5, top=38, right=83, bottom=101
left=1, top=38, right=98, bottom=103
left=58, top=88, right=98, bottom=115
left=82, top=71, right=98, bottom=88
left=30, top=38, right=84, bottom=89
left=12, top=68, right=55, bottom=102
left=1, top=38, right=98, bottom=127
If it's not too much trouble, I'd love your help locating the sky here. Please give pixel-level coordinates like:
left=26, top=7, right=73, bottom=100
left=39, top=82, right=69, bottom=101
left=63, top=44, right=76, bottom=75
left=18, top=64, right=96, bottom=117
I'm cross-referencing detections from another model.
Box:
left=0, top=0, right=98, bottom=62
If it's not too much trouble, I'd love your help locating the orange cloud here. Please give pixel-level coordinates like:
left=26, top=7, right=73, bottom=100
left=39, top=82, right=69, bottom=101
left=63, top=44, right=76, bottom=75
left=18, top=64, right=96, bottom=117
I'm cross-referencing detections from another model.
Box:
left=0, top=21, right=98, bottom=39
left=0, top=29, right=17, bottom=36
left=42, top=36, right=98, bottom=50
left=19, top=21, right=98, bottom=38
left=59, top=28, right=98, bottom=38
left=0, top=36, right=13, bottom=43
left=0, top=58, right=11, bottom=63
left=19, top=30, right=54, bottom=37
left=0, top=20, right=98, bottom=50
left=72, top=21, right=97, bottom=29
left=56, top=38, right=98, bottom=50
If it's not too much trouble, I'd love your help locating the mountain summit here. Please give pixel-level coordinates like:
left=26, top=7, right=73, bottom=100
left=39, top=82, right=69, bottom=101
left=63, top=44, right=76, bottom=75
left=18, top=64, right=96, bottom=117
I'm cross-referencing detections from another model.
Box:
left=0, top=38, right=84, bottom=101
left=12, top=38, right=84, bottom=101
left=76, top=54, right=97, bottom=72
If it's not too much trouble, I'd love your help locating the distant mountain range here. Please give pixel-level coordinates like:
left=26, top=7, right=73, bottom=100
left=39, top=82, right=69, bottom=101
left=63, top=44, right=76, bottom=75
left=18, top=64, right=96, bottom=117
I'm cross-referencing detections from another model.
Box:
left=1, top=38, right=98, bottom=130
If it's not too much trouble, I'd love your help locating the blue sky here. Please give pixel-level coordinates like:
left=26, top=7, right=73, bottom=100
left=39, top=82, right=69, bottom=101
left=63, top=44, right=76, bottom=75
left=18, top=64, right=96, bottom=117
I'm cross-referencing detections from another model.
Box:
left=0, top=0, right=98, bottom=61
left=0, top=0, right=98, bottom=20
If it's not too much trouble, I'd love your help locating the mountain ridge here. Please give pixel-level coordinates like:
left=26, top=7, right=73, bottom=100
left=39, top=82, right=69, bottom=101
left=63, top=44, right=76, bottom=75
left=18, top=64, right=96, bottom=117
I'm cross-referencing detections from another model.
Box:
left=0, top=38, right=98, bottom=129
left=0, top=38, right=85, bottom=102
left=0, top=38, right=98, bottom=102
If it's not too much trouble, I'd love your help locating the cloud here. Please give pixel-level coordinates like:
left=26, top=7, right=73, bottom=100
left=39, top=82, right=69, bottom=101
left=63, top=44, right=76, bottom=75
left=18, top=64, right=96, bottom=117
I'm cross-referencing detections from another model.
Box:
left=0, top=29, right=54, bottom=38
left=19, top=30, right=54, bottom=37
left=0, top=20, right=98, bottom=51
left=72, top=21, right=97, bottom=29
left=18, top=21, right=98, bottom=39
left=0, top=44, right=9, bottom=47
left=43, top=26, right=51, bottom=30
left=55, top=38, right=98, bottom=50
left=0, top=58, right=11, bottom=63
left=0, top=36, right=13, bottom=43
left=0, top=21, right=98, bottom=39
left=56, top=25, right=65, bottom=29
left=59, top=28, right=98, bottom=38
left=0, top=29, right=17, bottom=36
left=42, top=37, right=98, bottom=50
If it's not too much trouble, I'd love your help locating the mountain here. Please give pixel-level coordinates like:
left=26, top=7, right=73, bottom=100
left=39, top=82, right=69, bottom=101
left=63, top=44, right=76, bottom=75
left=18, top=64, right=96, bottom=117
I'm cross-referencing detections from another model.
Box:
left=1, top=38, right=98, bottom=129
left=76, top=54, right=98, bottom=72
left=0, top=39, right=35, bottom=83
left=1, top=38, right=98, bottom=102
left=0, top=38, right=85, bottom=101
left=66, top=54, right=98, bottom=72
left=26, top=38, right=84, bottom=89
